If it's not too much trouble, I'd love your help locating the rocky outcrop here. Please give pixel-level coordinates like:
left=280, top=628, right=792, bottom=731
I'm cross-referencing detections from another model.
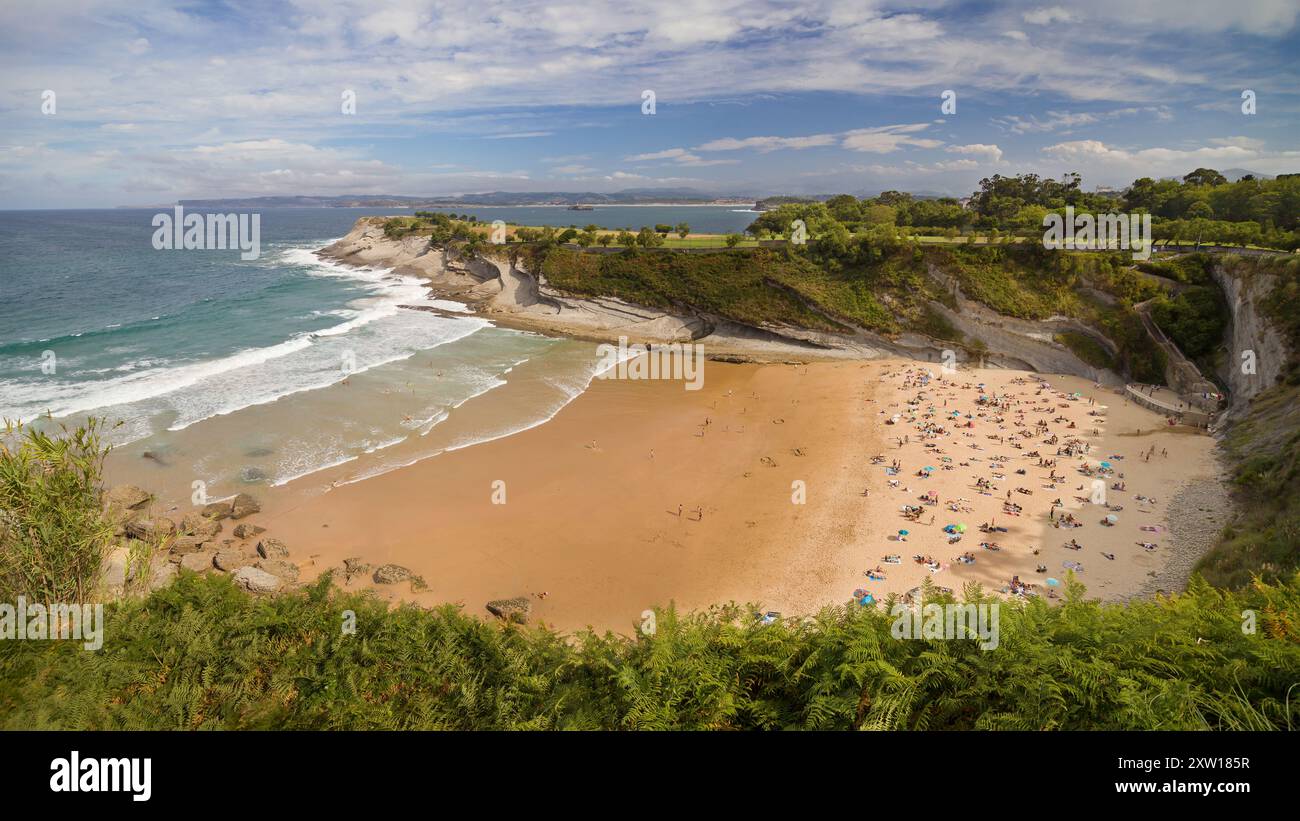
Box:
left=922, top=266, right=1125, bottom=384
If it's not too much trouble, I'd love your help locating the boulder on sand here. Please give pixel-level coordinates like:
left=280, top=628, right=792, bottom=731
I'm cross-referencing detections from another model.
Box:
left=179, top=552, right=213, bottom=573
left=233, top=565, right=282, bottom=594
left=229, top=493, right=261, bottom=519
left=257, top=538, right=289, bottom=559
left=213, top=550, right=250, bottom=572
left=180, top=511, right=222, bottom=539
left=485, top=597, right=532, bottom=623
left=233, top=523, right=266, bottom=540
left=169, top=534, right=208, bottom=556
left=256, top=559, right=300, bottom=584
left=103, top=484, right=151, bottom=513
left=201, top=501, right=233, bottom=520
left=125, top=516, right=176, bottom=541
left=373, top=564, right=413, bottom=584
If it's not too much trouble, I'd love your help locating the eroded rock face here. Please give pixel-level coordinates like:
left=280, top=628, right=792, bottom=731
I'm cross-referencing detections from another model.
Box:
left=229, top=493, right=261, bottom=519
left=485, top=597, right=532, bottom=623
left=256, top=538, right=289, bottom=559
left=233, top=565, right=282, bottom=594
left=372, top=564, right=413, bottom=584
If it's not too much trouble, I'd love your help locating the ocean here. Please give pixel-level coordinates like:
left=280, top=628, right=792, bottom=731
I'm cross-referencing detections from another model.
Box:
left=0, top=206, right=756, bottom=505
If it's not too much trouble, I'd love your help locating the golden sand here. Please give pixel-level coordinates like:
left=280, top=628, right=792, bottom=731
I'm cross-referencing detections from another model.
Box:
left=253, top=358, right=1220, bottom=633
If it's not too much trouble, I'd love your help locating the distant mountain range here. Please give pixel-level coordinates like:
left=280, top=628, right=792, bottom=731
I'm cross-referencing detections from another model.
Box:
left=176, top=189, right=755, bottom=209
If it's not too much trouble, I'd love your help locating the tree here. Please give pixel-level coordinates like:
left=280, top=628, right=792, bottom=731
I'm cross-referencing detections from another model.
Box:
left=616, top=230, right=637, bottom=249
left=654, top=224, right=673, bottom=236
left=675, top=222, right=690, bottom=239
left=597, top=233, right=614, bottom=247
left=826, top=194, right=862, bottom=225
left=636, top=227, right=664, bottom=248
left=1184, top=168, right=1228, bottom=188
left=724, top=233, right=743, bottom=248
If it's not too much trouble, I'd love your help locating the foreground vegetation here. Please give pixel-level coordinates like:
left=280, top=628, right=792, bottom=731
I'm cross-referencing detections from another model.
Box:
left=1, top=571, right=1296, bottom=730
left=0, top=418, right=1297, bottom=730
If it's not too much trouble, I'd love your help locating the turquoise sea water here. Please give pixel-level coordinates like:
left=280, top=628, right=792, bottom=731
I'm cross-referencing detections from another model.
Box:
left=0, top=206, right=752, bottom=499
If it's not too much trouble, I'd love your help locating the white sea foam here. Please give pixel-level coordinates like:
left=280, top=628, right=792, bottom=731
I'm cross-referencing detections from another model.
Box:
left=1, top=246, right=489, bottom=434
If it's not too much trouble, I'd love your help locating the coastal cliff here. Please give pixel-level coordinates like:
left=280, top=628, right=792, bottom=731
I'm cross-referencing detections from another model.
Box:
left=318, top=217, right=1131, bottom=380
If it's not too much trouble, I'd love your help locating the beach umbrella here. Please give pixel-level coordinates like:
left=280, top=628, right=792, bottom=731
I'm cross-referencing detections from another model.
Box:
left=956, top=523, right=967, bottom=532
left=1045, top=578, right=1060, bottom=586
left=898, top=529, right=910, bottom=536
left=1105, top=514, right=1118, bottom=524
left=923, top=466, right=934, bottom=473
left=1100, top=460, right=1112, bottom=468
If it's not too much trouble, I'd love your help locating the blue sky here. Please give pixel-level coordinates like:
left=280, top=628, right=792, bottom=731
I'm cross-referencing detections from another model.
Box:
left=1, top=0, right=1298, bottom=208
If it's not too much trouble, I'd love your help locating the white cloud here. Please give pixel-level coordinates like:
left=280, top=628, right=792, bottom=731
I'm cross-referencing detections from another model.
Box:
left=842, top=123, right=943, bottom=153
left=482, top=131, right=553, bottom=139
left=946, top=143, right=1003, bottom=162
left=1039, top=138, right=1300, bottom=177
left=624, top=147, right=738, bottom=166
left=1023, top=7, right=1075, bottom=25
left=695, top=134, right=838, bottom=152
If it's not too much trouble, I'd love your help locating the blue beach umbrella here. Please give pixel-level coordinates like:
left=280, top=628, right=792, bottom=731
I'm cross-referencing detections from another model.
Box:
left=1046, top=578, right=1060, bottom=586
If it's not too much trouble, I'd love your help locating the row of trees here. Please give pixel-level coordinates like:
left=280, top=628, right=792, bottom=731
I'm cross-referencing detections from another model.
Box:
left=754, top=170, right=1298, bottom=250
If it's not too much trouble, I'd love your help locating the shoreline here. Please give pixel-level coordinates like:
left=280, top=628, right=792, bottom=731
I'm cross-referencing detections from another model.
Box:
left=94, top=229, right=1231, bottom=633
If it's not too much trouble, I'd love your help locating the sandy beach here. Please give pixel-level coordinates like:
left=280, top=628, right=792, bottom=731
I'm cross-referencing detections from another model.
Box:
left=229, top=356, right=1227, bottom=634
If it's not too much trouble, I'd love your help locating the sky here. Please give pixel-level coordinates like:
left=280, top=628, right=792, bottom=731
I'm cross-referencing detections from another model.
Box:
left=1, top=0, right=1298, bottom=208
